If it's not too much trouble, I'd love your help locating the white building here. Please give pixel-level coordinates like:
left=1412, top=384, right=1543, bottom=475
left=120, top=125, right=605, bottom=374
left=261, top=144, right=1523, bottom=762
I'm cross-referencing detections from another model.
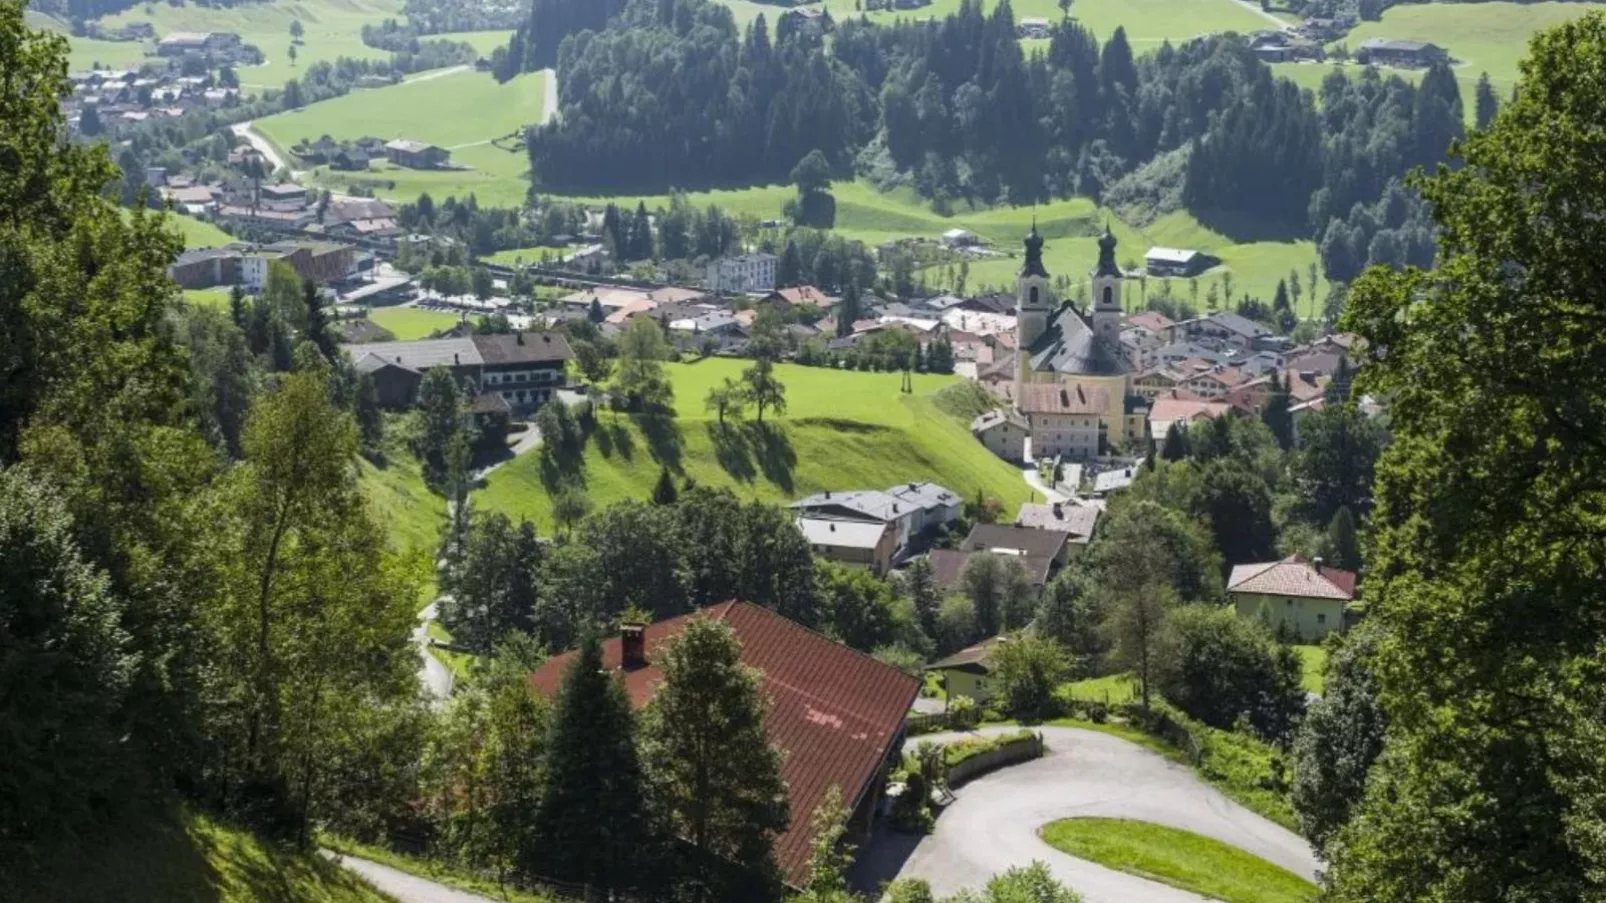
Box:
left=706, top=252, right=778, bottom=294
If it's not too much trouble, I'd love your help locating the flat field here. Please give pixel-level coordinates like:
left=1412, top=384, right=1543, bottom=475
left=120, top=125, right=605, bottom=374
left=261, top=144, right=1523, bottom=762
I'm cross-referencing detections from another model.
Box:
left=475, top=358, right=1036, bottom=529
left=264, top=68, right=544, bottom=207
left=364, top=306, right=468, bottom=339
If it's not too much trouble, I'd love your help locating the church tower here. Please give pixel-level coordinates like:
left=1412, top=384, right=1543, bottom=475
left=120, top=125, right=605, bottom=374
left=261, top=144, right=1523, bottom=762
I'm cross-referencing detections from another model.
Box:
left=1016, top=219, right=1055, bottom=350
left=1090, top=224, right=1123, bottom=349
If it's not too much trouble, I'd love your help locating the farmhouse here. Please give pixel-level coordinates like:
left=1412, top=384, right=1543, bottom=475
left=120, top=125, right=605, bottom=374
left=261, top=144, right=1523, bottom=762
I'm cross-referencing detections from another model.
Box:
left=960, top=522, right=1072, bottom=569
left=941, top=227, right=981, bottom=248
left=797, top=516, right=896, bottom=575
left=971, top=408, right=1028, bottom=462
left=1229, top=555, right=1357, bottom=641
left=1017, top=382, right=1108, bottom=461
left=156, top=31, right=242, bottom=58
left=1355, top=38, right=1448, bottom=68
left=925, top=637, right=1004, bottom=705
left=526, top=603, right=919, bottom=889
left=1017, top=16, right=1051, bottom=38
left=1144, top=246, right=1209, bottom=278
left=1015, top=500, right=1101, bottom=554
left=349, top=331, right=573, bottom=413
left=384, top=139, right=451, bottom=169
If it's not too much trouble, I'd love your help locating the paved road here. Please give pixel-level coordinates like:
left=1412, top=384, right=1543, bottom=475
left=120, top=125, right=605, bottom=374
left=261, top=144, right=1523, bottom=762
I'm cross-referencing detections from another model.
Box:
left=328, top=852, right=496, bottom=903
left=854, top=726, right=1319, bottom=903
left=414, top=600, right=455, bottom=704
left=231, top=121, right=291, bottom=175
left=539, top=67, right=558, bottom=125
left=1022, top=465, right=1069, bottom=504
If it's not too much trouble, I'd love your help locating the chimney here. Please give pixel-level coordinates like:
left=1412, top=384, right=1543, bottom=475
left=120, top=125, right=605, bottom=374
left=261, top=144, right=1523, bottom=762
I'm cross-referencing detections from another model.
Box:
left=829, top=522, right=836, bottom=532
left=1313, top=556, right=1324, bottom=574
left=621, top=623, right=647, bottom=670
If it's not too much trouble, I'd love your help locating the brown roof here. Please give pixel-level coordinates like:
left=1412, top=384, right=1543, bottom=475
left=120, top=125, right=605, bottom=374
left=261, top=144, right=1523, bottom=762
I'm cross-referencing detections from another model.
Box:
left=1228, top=555, right=1356, bottom=600
left=928, top=549, right=1054, bottom=589
left=1017, top=382, right=1109, bottom=416
left=926, top=637, right=1003, bottom=674
left=772, top=285, right=839, bottom=308
left=470, top=331, right=573, bottom=365
left=526, top=602, right=919, bottom=888
left=1126, top=311, right=1175, bottom=334
left=962, top=523, right=1070, bottom=560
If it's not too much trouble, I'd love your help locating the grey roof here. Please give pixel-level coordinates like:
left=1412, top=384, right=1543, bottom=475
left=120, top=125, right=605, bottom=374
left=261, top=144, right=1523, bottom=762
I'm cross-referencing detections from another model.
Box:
left=472, top=332, right=573, bottom=365
left=353, top=337, right=481, bottom=370
left=1016, top=502, right=1101, bottom=542
left=1026, top=304, right=1129, bottom=377
left=1093, top=466, right=1140, bottom=494
left=795, top=517, right=888, bottom=550
left=1205, top=311, right=1272, bottom=338
left=1145, top=246, right=1200, bottom=264
left=1359, top=38, right=1437, bottom=52
left=175, top=247, right=237, bottom=264
left=889, top=481, right=961, bottom=513
left=971, top=409, right=1027, bottom=432
left=920, top=294, right=969, bottom=312
left=352, top=351, right=411, bottom=374
left=789, top=489, right=908, bottom=523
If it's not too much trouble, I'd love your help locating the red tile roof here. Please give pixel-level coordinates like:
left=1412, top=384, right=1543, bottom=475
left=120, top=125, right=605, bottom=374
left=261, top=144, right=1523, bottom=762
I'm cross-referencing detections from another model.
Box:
left=1227, top=555, right=1356, bottom=600
left=527, top=602, right=919, bottom=888
left=773, top=285, right=839, bottom=308
left=1127, top=311, right=1175, bottom=334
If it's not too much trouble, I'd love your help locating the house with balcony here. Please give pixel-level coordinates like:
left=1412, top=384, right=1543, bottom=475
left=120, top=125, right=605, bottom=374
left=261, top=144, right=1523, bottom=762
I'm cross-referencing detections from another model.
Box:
left=349, top=331, right=574, bottom=414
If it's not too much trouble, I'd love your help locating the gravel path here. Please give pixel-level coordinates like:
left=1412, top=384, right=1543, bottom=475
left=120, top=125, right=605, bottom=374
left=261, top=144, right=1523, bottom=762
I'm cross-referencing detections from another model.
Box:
left=328, top=853, right=496, bottom=903
left=853, top=725, right=1319, bottom=903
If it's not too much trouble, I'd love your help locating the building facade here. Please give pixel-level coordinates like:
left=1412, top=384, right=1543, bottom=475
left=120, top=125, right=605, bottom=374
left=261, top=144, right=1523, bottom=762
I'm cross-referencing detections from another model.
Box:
left=706, top=253, right=778, bottom=294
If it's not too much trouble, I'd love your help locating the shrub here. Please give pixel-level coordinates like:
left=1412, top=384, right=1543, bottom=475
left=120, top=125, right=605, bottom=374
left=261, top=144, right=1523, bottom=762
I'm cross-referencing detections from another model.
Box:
left=1158, top=605, right=1304, bottom=743
left=1088, top=702, right=1108, bottom=724
left=948, top=694, right=979, bottom=729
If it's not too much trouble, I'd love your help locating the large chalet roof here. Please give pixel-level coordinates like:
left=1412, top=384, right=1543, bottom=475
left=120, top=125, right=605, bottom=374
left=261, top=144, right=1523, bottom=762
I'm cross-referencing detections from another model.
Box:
left=1228, top=555, right=1357, bottom=600
left=526, top=602, right=919, bottom=889
left=1026, top=304, right=1129, bottom=378
left=347, top=332, right=572, bottom=371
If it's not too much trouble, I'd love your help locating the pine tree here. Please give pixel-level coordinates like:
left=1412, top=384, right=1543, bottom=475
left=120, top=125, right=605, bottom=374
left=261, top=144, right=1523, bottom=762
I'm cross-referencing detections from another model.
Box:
left=534, top=632, right=650, bottom=890
left=1474, top=71, right=1499, bottom=130
left=1273, top=278, right=1290, bottom=313
left=1261, top=371, right=1294, bottom=450
left=1160, top=422, right=1190, bottom=461
left=641, top=617, right=789, bottom=892
left=1324, top=505, right=1361, bottom=571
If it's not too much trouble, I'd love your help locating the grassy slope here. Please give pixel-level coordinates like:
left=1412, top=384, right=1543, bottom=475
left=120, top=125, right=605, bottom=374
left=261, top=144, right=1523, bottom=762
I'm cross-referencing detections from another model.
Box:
left=1039, top=817, right=1316, bottom=903
left=476, top=358, right=1035, bottom=529
left=1272, top=2, right=1590, bottom=125
left=265, top=68, right=545, bottom=208
left=16, top=810, right=396, bottom=903
left=1293, top=644, right=1326, bottom=694
left=364, top=306, right=469, bottom=340
left=359, top=447, right=446, bottom=557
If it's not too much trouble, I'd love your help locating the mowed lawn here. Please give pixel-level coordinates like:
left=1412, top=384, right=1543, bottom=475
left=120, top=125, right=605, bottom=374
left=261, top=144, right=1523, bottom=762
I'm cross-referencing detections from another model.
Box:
left=1039, top=818, right=1317, bottom=903
left=365, top=306, right=469, bottom=339
left=264, top=68, right=545, bottom=207
left=1294, top=644, right=1326, bottom=694
left=476, top=359, right=1036, bottom=530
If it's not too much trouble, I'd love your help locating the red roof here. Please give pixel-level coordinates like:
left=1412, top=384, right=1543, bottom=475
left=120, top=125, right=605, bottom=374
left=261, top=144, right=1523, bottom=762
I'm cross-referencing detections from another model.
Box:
left=527, top=602, right=919, bottom=888
left=773, top=285, right=839, bottom=308
left=1228, top=555, right=1356, bottom=600
left=1017, top=382, right=1109, bottom=416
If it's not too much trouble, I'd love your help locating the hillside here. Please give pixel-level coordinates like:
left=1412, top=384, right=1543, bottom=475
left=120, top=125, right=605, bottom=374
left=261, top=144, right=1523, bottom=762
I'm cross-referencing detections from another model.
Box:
left=474, top=359, right=1037, bottom=528
left=14, top=810, right=395, bottom=903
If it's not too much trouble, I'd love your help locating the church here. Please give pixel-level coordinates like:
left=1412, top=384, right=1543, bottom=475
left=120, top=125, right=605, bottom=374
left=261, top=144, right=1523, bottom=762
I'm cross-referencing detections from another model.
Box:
left=1012, top=223, right=1149, bottom=458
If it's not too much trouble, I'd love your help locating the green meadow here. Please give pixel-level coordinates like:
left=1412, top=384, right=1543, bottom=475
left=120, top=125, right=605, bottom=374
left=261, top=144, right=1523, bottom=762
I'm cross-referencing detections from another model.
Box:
left=262, top=68, right=545, bottom=208
left=365, top=306, right=469, bottom=339
left=1039, top=818, right=1317, bottom=903
left=474, top=358, right=1036, bottom=530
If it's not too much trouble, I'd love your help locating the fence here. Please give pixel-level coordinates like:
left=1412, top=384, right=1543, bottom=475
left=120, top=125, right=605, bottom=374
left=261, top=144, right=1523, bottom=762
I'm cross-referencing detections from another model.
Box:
left=945, top=732, right=1045, bottom=788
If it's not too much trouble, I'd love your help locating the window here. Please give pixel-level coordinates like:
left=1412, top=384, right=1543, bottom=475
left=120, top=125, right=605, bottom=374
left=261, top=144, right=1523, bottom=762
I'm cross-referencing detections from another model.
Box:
left=1030, top=286, right=1039, bottom=305
left=1102, top=285, right=1113, bottom=306
left=1317, top=613, right=1327, bottom=625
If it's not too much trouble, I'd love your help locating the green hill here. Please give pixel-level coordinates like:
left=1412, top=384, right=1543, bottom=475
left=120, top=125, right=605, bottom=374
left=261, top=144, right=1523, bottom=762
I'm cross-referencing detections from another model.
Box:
left=474, top=359, right=1036, bottom=528
left=15, top=810, right=395, bottom=903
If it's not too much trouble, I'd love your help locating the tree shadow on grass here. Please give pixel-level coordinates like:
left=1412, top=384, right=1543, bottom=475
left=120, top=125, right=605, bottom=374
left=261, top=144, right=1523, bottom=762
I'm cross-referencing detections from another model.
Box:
left=634, top=412, right=681, bottom=470
left=538, top=447, right=587, bottom=495
left=706, top=421, right=794, bottom=492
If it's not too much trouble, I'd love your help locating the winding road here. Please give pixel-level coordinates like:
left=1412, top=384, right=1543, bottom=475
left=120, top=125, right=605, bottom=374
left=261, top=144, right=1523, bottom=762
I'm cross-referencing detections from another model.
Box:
left=232, top=120, right=292, bottom=175
left=414, top=599, right=454, bottom=704
left=855, top=726, right=1319, bottom=903
left=329, top=853, right=496, bottom=903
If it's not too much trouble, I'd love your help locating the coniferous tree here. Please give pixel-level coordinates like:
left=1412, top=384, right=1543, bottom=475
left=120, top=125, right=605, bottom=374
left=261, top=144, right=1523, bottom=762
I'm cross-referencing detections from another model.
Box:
left=534, top=632, right=650, bottom=890
left=641, top=617, right=789, bottom=893
left=1474, top=71, right=1499, bottom=130
left=652, top=466, right=679, bottom=505
left=1324, top=505, right=1361, bottom=571
left=1261, top=371, right=1294, bottom=450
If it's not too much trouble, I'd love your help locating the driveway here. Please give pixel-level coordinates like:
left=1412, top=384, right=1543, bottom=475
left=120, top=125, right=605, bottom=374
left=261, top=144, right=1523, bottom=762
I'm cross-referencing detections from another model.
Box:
left=852, top=726, right=1319, bottom=903
left=414, top=600, right=454, bottom=704
left=327, top=853, right=495, bottom=903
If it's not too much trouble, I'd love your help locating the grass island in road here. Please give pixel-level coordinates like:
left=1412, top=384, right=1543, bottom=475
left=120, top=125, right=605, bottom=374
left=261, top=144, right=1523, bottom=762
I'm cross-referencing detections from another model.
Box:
left=1038, top=817, right=1317, bottom=903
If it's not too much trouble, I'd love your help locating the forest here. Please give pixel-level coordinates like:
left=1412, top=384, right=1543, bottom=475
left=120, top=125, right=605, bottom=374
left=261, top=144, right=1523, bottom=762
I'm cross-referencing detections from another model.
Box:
left=513, top=0, right=1464, bottom=285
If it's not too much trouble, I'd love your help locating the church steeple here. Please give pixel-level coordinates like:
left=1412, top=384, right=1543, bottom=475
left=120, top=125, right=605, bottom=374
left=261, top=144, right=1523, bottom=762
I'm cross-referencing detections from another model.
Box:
left=1094, top=223, right=1121, bottom=279
left=1022, top=217, right=1049, bottom=278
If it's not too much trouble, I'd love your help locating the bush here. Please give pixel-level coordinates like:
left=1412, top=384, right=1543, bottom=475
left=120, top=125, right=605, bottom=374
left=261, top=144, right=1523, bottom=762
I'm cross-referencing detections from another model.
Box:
left=1088, top=702, right=1108, bottom=724
left=940, top=729, right=1037, bottom=769
left=990, top=633, right=1071, bottom=723
left=1158, top=605, right=1304, bottom=743
left=948, top=695, right=979, bottom=729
